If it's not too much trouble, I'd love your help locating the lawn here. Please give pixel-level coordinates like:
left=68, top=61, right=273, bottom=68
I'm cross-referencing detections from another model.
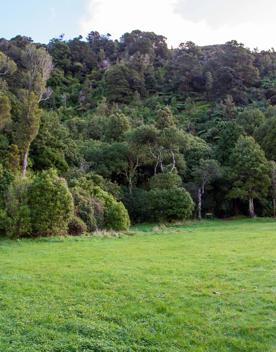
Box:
left=0, top=219, right=275, bottom=351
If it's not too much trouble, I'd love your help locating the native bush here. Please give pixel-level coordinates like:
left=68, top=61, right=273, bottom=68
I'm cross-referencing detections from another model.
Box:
left=71, top=186, right=104, bottom=232
left=104, top=201, right=130, bottom=231
left=93, top=186, right=130, bottom=230
left=148, top=187, right=194, bottom=222
left=68, top=216, right=87, bottom=236
left=28, top=169, right=74, bottom=236
left=149, top=172, right=182, bottom=190
left=4, top=177, right=32, bottom=237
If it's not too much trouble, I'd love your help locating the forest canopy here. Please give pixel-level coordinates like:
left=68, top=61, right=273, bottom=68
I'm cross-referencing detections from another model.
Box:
left=0, top=31, right=276, bottom=236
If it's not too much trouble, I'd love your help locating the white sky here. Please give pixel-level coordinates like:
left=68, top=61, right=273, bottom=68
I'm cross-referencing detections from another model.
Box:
left=80, top=0, right=276, bottom=49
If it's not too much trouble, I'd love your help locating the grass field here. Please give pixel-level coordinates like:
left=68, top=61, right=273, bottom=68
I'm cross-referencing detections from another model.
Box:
left=0, top=219, right=275, bottom=352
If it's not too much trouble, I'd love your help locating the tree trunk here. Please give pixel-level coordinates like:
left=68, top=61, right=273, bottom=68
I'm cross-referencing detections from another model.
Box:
left=128, top=176, right=133, bottom=195
left=249, top=197, right=256, bottom=218
left=273, top=198, right=276, bottom=218
left=198, top=188, right=202, bottom=220
left=22, top=147, right=29, bottom=177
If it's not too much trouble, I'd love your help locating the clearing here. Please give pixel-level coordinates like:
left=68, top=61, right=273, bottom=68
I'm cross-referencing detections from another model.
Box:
left=0, top=219, right=275, bottom=351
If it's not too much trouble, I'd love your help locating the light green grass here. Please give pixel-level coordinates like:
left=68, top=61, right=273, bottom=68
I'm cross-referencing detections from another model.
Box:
left=0, top=219, right=275, bottom=351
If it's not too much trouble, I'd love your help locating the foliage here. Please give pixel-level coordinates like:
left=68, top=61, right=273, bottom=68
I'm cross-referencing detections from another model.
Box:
left=149, top=172, right=182, bottom=189
left=229, top=136, right=270, bottom=217
left=0, top=94, right=11, bottom=130
left=147, top=187, right=194, bottom=222
left=28, top=169, right=74, bottom=236
left=93, top=186, right=131, bottom=231
left=68, top=216, right=87, bottom=236
left=4, top=176, right=32, bottom=237
left=0, top=32, right=276, bottom=226
left=104, top=201, right=130, bottom=231
left=255, top=115, right=276, bottom=161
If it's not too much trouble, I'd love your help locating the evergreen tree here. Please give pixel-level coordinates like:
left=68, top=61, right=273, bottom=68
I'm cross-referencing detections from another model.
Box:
left=229, top=136, right=270, bottom=217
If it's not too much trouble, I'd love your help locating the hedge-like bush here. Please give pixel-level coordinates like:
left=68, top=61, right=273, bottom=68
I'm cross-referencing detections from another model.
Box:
left=148, top=187, right=194, bottom=222
left=4, top=171, right=74, bottom=237
left=4, top=177, right=32, bottom=237
left=104, top=201, right=130, bottom=231
left=92, top=186, right=130, bottom=231
left=28, top=169, right=74, bottom=236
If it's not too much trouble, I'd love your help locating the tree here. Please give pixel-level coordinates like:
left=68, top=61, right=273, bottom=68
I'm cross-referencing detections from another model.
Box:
left=104, top=64, right=144, bottom=103
left=14, top=92, right=41, bottom=176
left=215, top=121, right=243, bottom=165
left=0, top=95, right=11, bottom=130
left=155, top=106, right=176, bottom=129
left=105, top=112, right=130, bottom=141
left=229, top=136, right=270, bottom=218
left=0, top=51, right=17, bottom=76
left=6, top=144, right=20, bottom=174
left=192, top=159, right=221, bottom=219
left=255, top=115, right=276, bottom=161
left=30, top=111, right=71, bottom=172
left=237, top=108, right=265, bottom=135
left=16, top=44, right=53, bottom=176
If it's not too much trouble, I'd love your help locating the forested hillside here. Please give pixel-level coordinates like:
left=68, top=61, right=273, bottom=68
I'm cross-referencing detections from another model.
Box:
left=0, top=31, right=275, bottom=236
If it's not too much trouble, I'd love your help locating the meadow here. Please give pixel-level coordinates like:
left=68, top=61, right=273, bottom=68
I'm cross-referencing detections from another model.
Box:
left=0, top=219, right=275, bottom=351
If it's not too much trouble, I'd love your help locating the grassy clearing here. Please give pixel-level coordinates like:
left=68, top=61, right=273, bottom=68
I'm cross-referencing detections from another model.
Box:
left=0, top=219, right=275, bottom=351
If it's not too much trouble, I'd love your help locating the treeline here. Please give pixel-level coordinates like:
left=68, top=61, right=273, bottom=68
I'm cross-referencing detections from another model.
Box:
left=0, top=31, right=275, bottom=237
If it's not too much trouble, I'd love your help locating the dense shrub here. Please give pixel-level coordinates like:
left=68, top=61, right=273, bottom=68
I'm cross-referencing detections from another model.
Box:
left=4, top=177, right=32, bottom=237
left=71, top=181, right=130, bottom=232
left=93, top=186, right=131, bottom=231
left=149, top=172, right=182, bottom=190
left=148, top=187, right=194, bottom=222
left=72, top=187, right=99, bottom=232
left=105, top=201, right=130, bottom=231
left=28, top=169, right=74, bottom=236
left=123, top=188, right=150, bottom=223
left=124, top=186, right=194, bottom=223
left=68, top=216, right=87, bottom=236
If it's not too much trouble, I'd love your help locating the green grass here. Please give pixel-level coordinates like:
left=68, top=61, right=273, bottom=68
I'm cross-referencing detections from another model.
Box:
left=0, top=219, right=275, bottom=351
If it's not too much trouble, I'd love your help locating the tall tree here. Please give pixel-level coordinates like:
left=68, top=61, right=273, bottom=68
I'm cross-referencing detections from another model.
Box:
left=15, top=44, right=52, bottom=176
left=192, top=159, right=221, bottom=220
left=229, top=136, right=270, bottom=217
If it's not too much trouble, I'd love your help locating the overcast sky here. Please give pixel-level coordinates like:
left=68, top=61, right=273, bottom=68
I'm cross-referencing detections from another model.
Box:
left=1, top=0, right=276, bottom=49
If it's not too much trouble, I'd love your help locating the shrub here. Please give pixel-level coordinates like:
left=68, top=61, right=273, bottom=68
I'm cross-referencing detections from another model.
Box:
left=72, top=187, right=97, bottom=231
left=0, top=208, right=7, bottom=235
left=0, top=164, right=14, bottom=208
left=68, top=216, right=87, bottom=236
left=149, top=172, right=182, bottom=190
left=93, top=186, right=131, bottom=231
left=28, top=169, right=74, bottom=236
left=148, top=187, right=194, bottom=222
left=105, top=201, right=130, bottom=231
left=4, top=177, right=32, bottom=237
left=123, top=188, right=150, bottom=223
left=71, top=183, right=130, bottom=232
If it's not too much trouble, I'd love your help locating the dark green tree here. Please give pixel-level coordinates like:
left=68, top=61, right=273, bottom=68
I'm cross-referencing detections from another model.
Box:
left=229, top=136, right=270, bottom=217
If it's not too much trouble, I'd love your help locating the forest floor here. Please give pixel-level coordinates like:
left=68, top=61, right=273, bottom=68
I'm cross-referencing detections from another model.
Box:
left=0, top=219, right=275, bottom=351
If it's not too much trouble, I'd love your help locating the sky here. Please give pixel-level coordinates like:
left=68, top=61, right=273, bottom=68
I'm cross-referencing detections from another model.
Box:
left=1, top=0, right=276, bottom=49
